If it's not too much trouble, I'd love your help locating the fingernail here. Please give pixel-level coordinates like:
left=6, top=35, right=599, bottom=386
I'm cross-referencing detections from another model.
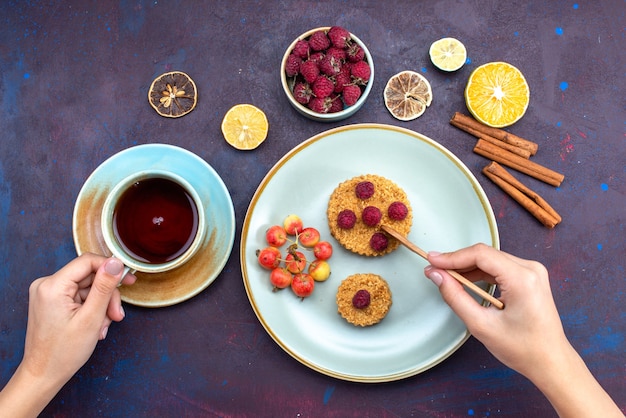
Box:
left=427, top=270, right=444, bottom=287
left=100, top=326, right=109, bottom=340
left=119, top=305, right=125, bottom=318
left=428, top=251, right=442, bottom=257
left=105, top=258, right=124, bottom=276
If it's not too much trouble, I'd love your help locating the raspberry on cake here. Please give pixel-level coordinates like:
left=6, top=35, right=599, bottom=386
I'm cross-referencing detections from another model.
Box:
left=388, top=201, right=409, bottom=220
left=352, top=289, right=371, bottom=309
left=369, top=232, right=389, bottom=252
left=336, top=273, right=392, bottom=327
left=337, top=209, right=357, bottom=229
left=362, top=206, right=382, bottom=226
left=327, top=174, right=412, bottom=256
left=355, top=180, right=375, bottom=199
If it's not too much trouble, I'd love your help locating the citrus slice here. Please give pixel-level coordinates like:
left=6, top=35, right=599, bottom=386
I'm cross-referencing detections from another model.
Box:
left=221, top=104, right=269, bottom=150
left=464, top=62, right=530, bottom=128
left=429, top=37, right=467, bottom=72
left=383, top=70, right=433, bottom=121
left=148, top=71, right=198, bottom=118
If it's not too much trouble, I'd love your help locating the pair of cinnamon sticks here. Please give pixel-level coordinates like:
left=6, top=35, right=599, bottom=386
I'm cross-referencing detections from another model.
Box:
left=450, top=112, right=563, bottom=228
left=483, top=161, right=562, bottom=228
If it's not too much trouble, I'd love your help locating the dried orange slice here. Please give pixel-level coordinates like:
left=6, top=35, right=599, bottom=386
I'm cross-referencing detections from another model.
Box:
left=464, top=62, right=530, bottom=128
left=148, top=71, right=198, bottom=118
left=429, top=37, right=467, bottom=72
left=383, top=71, right=432, bottom=121
left=221, top=104, right=269, bottom=150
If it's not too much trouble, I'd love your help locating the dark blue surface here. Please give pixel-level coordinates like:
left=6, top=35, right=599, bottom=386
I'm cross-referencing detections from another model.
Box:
left=1, top=1, right=624, bottom=416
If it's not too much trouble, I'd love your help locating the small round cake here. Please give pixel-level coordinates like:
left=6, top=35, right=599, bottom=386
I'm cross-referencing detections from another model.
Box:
left=327, top=174, right=412, bottom=256
left=336, top=273, right=392, bottom=327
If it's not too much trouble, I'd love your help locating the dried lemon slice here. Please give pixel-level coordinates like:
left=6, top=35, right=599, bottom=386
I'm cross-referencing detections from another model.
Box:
left=429, top=37, right=467, bottom=72
left=221, top=104, right=269, bottom=150
left=383, top=71, right=433, bottom=121
left=464, top=62, right=530, bottom=128
left=148, top=71, right=198, bottom=118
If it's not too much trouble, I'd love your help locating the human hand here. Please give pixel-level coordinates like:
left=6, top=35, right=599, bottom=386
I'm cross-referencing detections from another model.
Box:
left=0, top=253, right=136, bottom=417
left=423, top=244, right=623, bottom=417
left=423, top=243, right=566, bottom=379
left=22, top=253, right=136, bottom=384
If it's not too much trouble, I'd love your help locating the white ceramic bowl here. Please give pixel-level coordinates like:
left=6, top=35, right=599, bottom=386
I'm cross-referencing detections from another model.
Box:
left=280, top=27, right=374, bottom=122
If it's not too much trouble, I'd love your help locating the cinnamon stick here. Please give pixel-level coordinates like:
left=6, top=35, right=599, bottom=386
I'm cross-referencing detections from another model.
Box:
left=478, top=134, right=531, bottom=158
left=451, top=117, right=531, bottom=158
left=474, top=139, right=565, bottom=187
left=451, top=112, right=539, bottom=156
left=483, top=162, right=561, bottom=228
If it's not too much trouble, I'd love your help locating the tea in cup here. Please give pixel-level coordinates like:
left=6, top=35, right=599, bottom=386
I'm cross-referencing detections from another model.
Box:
left=101, top=170, right=205, bottom=274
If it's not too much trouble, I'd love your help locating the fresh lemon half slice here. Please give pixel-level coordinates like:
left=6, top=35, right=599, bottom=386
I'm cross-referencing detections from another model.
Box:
left=429, top=37, right=467, bottom=72
left=383, top=70, right=433, bottom=121
left=221, top=104, right=269, bottom=150
left=148, top=71, right=198, bottom=118
left=464, top=61, right=530, bottom=128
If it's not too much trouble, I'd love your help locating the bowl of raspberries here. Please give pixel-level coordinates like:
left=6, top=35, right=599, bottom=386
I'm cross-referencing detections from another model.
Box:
left=281, top=26, right=374, bottom=122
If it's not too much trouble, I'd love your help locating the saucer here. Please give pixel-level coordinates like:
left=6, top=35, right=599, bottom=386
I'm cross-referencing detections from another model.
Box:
left=72, top=144, right=235, bottom=307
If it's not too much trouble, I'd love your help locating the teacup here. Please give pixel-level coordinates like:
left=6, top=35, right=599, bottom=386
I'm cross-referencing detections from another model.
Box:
left=101, top=169, right=205, bottom=275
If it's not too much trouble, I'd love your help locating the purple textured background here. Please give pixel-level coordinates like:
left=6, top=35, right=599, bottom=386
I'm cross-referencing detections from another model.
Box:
left=1, top=1, right=624, bottom=416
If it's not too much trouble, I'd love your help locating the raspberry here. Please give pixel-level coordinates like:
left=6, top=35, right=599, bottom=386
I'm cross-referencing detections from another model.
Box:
left=308, top=30, right=330, bottom=51
left=355, top=181, right=375, bottom=199
left=362, top=206, right=382, bottom=226
left=333, top=66, right=352, bottom=93
left=309, top=51, right=325, bottom=64
left=308, top=96, right=332, bottom=114
left=337, top=209, right=357, bottom=229
left=299, top=60, right=319, bottom=84
left=312, top=75, right=335, bottom=98
left=342, top=84, right=362, bottom=106
left=292, top=40, right=310, bottom=59
left=347, top=43, right=365, bottom=62
left=369, top=232, right=389, bottom=252
left=293, top=82, right=312, bottom=104
left=328, top=26, right=351, bottom=48
left=319, top=55, right=342, bottom=76
left=388, top=201, right=408, bottom=220
left=328, top=94, right=344, bottom=113
left=326, top=46, right=347, bottom=62
left=352, top=289, right=371, bottom=309
left=351, top=60, right=371, bottom=85
left=285, top=53, right=302, bottom=77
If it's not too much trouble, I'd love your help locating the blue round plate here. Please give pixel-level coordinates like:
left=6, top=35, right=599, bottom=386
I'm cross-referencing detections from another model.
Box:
left=241, top=124, right=499, bottom=382
left=73, top=144, right=235, bottom=307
